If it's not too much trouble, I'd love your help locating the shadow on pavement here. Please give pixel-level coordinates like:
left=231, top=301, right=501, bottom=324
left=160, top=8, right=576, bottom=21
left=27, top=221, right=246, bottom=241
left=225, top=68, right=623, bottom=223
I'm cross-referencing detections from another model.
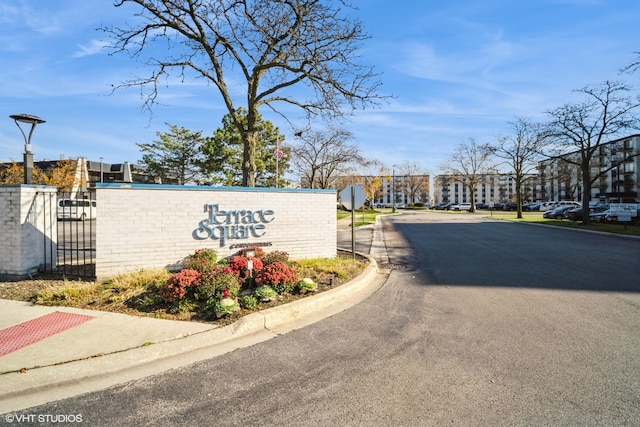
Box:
left=385, top=217, right=640, bottom=293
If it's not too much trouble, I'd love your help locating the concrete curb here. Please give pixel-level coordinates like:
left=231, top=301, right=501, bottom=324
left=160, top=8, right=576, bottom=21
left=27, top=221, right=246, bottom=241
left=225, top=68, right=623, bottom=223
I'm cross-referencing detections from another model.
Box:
left=0, top=254, right=389, bottom=414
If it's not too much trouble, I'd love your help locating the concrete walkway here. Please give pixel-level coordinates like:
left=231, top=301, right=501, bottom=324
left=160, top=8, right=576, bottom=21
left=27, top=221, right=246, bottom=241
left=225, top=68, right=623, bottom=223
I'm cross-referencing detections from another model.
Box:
left=0, top=215, right=391, bottom=414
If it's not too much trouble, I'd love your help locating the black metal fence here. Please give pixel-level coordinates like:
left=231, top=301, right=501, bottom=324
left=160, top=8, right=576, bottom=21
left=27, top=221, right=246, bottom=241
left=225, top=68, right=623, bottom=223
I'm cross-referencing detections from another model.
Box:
left=54, top=192, right=96, bottom=278
left=29, top=190, right=57, bottom=275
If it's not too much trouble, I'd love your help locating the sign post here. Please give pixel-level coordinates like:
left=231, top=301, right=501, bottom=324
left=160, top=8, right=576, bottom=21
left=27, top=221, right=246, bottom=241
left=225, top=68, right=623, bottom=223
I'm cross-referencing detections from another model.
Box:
left=339, top=184, right=366, bottom=259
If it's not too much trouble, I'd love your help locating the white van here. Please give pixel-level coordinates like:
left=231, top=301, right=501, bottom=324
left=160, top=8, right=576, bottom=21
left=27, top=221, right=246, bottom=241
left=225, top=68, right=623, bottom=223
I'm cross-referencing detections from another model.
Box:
left=556, top=201, right=581, bottom=208
left=57, top=198, right=97, bottom=221
left=540, top=201, right=580, bottom=211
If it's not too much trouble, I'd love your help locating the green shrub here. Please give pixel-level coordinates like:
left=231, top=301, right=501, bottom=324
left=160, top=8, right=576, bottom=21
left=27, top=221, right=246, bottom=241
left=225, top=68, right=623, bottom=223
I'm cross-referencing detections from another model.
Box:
left=254, top=285, right=277, bottom=301
left=297, top=277, right=318, bottom=293
left=261, top=251, right=290, bottom=266
left=207, top=297, right=239, bottom=317
left=192, top=248, right=218, bottom=263
left=183, top=249, right=219, bottom=273
left=239, top=295, right=259, bottom=310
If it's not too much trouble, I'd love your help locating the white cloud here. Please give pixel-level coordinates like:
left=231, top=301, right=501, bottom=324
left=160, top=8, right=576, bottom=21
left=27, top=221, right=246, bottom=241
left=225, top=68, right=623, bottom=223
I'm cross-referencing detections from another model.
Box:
left=73, top=40, right=110, bottom=58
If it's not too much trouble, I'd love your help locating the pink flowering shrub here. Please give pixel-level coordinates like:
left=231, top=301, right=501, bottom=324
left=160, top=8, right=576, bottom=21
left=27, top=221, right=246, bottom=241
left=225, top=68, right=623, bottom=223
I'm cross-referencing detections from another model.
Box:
left=254, top=261, right=298, bottom=294
left=196, top=266, right=241, bottom=302
left=228, top=255, right=264, bottom=278
left=161, top=269, right=201, bottom=302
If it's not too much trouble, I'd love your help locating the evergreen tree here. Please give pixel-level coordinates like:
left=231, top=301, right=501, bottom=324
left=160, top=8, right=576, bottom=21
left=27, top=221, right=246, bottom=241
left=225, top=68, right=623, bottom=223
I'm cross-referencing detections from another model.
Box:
left=201, top=109, right=290, bottom=187
left=137, top=124, right=205, bottom=185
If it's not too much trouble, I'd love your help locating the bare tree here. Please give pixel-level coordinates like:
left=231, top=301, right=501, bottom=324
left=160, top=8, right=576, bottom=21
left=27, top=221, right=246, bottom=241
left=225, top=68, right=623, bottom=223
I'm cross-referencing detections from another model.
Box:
left=489, top=118, right=547, bottom=218
left=291, top=127, right=364, bottom=189
left=397, top=161, right=430, bottom=205
left=103, top=0, right=385, bottom=187
left=621, top=51, right=640, bottom=75
left=545, top=80, right=640, bottom=224
left=359, top=161, right=385, bottom=207
left=440, top=138, right=496, bottom=212
left=337, top=160, right=386, bottom=206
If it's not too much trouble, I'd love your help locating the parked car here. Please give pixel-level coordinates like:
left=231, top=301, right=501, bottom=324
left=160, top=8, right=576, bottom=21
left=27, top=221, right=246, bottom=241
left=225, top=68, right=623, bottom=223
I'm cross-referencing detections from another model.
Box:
left=589, top=209, right=610, bottom=223
left=557, top=201, right=581, bottom=209
left=451, top=202, right=472, bottom=211
left=522, top=202, right=540, bottom=211
left=539, top=202, right=557, bottom=211
left=543, top=205, right=574, bottom=219
left=475, top=203, right=489, bottom=210
left=434, top=202, right=455, bottom=210
left=57, top=198, right=97, bottom=221
left=563, top=207, right=584, bottom=220
left=566, top=204, right=609, bottom=221
left=539, top=201, right=580, bottom=212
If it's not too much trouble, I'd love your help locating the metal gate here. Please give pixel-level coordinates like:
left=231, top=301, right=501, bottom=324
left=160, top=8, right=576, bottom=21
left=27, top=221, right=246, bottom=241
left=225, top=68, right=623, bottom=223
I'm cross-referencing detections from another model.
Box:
left=55, top=192, right=96, bottom=278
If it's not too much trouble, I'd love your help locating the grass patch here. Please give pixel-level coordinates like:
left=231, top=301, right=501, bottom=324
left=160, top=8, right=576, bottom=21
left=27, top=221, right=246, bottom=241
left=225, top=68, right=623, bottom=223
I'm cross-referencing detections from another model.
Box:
left=34, top=280, right=102, bottom=306
left=489, top=213, right=640, bottom=236
left=295, top=256, right=368, bottom=280
left=338, top=209, right=389, bottom=226
left=101, top=269, right=172, bottom=303
left=337, top=211, right=351, bottom=220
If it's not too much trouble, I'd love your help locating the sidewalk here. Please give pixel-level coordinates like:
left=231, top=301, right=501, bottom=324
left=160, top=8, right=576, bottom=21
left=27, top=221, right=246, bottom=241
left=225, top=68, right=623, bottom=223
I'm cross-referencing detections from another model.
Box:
left=0, top=216, right=390, bottom=414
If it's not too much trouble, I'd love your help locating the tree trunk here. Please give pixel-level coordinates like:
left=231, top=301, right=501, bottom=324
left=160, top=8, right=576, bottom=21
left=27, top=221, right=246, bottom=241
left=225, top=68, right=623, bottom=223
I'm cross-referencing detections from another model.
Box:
left=515, top=179, right=523, bottom=219
left=242, top=130, right=258, bottom=187
left=581, top=175, right=592, bottom=225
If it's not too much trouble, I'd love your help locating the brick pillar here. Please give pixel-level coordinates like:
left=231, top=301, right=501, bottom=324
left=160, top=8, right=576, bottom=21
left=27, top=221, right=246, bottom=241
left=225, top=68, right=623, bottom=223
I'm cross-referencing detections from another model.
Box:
left=0, top=185, right=58, bottom=280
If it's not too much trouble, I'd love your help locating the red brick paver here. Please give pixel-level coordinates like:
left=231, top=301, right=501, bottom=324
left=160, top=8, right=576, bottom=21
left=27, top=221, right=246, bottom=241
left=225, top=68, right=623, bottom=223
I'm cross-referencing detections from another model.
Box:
left=0, top=312, right=94, bottom=357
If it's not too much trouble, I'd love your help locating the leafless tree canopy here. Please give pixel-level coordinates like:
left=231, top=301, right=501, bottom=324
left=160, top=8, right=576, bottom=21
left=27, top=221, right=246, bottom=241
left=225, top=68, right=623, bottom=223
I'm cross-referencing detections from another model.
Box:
left=440, top=138, right=496, bottom=212
left=621, top=51, right=640, bottom=75
left=291, top=127, right=363, bottom=189
left=490, top=117, right=547, bottom=217
left=103, top=0, right=385, bottom=186
left=397, top=161, right=429, bottom=204
left=545, top=80, right=640, bottom=222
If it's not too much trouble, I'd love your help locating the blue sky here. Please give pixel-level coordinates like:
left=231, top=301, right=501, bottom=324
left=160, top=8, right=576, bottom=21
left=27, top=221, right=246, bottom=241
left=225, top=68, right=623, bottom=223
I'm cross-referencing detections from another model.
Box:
left=1, top=0, right=638, bottom=176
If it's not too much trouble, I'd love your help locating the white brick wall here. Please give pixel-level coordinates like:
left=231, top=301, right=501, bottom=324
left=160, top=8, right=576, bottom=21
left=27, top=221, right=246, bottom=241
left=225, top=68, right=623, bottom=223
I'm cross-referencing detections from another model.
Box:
left=0, top=185, right=57, bottom=279
left=95, top=184, right=337, bottom=279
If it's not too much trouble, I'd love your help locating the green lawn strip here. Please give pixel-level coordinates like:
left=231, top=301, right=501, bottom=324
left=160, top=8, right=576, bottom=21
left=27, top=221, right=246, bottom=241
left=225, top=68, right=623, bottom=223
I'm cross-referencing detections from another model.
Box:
left=337, top=209, right=390, bottom=226
left=489, top=213, right=640, bottom=236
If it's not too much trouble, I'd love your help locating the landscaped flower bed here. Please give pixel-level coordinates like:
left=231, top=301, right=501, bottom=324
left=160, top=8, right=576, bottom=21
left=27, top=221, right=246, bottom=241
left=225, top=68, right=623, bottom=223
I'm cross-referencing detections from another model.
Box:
left=4, top=248, right=368, bottom=327
left=160, top=248, right=314, bottom=319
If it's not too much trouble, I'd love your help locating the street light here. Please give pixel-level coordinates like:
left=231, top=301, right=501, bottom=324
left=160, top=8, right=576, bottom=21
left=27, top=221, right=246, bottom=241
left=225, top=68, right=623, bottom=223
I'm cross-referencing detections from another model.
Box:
left=391, top=166, right=396, bottom=213
left=9, top=113, right=46, bottom=184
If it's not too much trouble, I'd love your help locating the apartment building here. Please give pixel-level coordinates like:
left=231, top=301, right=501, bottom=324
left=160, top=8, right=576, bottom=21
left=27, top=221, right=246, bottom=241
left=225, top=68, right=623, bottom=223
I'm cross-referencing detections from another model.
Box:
left=538, top=134, right=639, bottom=204
left=433, top=135, right=639, bottom=206
left=432, top=173, right=539, bottom=206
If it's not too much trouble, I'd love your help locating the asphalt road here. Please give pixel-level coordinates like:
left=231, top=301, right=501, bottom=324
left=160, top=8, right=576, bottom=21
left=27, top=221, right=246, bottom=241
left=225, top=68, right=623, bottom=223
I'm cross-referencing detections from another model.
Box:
left=10, top=212, right=640, bottom=426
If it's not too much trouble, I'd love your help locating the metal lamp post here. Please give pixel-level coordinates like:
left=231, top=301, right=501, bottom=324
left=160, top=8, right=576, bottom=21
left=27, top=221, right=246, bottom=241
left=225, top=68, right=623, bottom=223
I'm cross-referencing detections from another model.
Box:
left=391, top=167, right=396, bottom=213
left=9, top=113, right=46, bottom=184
